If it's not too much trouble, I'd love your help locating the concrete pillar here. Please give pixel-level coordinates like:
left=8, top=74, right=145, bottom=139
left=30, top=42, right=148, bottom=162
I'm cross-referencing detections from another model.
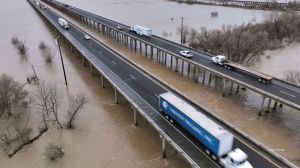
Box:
left=273, top=101, right=278, bottom=110
left=145, top=44, right=148, bottom=56
left=229, top=82, right=234, bottom=95
left=181, top=60, right=184, bottom=74
left=90, top=62, right=94, bottom=76
left=236, top=85, right=240, bottom=94
left=114, top=88, right=118, bottom=104
left=133, top=108, right=138, bottom=126
left=259, top=97, right=266, bottom=116
left=164, top=53, right=167, bottom=66
left=208, top=72, right=212, bottom=86
left=187, top=63, right=190, bottom=77
left=134, top=39, right=137, bottom=51
left=193, top=66, right=196, bottom=81
left=140, top=41, right=142, bottom=53
left=101, top=74, right=105, bottom=88
left=151, top=46, right=153, bottom=59
left=82, top=57, right=86, bottom=67
left=202, top=70, right=206, bottom=84
left=222, top=78, right=226, bottom=97
left=162, top=137, right=166, bottom=159
left=170, top=56, right=173, bottom=68
left=175, top=58, right=178, bottom=72
left=196, top=69, right=200, bottom=83
left=266, top=98, right=271, bottom=113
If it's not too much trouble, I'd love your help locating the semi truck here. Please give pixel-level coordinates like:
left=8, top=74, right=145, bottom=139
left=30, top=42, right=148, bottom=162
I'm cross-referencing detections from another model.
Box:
left=58, top=18, right=70, bottom=30
left=211, top=55, right=273, bottom=84
left=130, top=25, right=152, bottom=37
left=159, top=92, right=253, bottom=168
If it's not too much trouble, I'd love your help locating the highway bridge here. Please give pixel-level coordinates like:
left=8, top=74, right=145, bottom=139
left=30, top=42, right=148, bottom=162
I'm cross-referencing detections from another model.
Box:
left=43, top=0, right=300, bottom=118
left=30, top=0, right=297, bottom=168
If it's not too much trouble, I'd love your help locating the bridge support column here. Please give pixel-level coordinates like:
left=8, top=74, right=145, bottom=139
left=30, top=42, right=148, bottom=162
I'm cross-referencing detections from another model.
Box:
left=145, top=44, right=148, bottom=56
left=202, top=70, right=206, bottom=84
left=259, top=97, right=266, bottom=116
left=187, top=63, right=190, bottom=77
left=133, top=108, right=138, bottom=126
left=139, top=41, right=142, bottom=53
left=181, top=60, right=184, bottom=74
left=229, top=82, right=234, bottom=95
left=100, top=74, right=105, bottom=88
left=193, top=66, right=196, bottom=81
left=175, top=58, right=178, bottom=72
left=134, top=39, right=137, bottom=51
left=89, top=62, right=94, bottom=76
left=162, top=137, right=166, bottom=159
left=236, top=85, right=240, bottom=94
left=114, top=88, right=118, bottom=104
left=82, top=57, right=86, bottom=67
left=208, top=72, right=212, bottom=86
left=222, top=79, right=226, bottom=97
left=273, top=101, right=278, bottom=110
left=196, top=69, right=201, bottom=83
left=165, top=53, right=167, bottom=66
left=170, top=56, right=173, bottom=68
left=266, top=98, right=271, bottom=113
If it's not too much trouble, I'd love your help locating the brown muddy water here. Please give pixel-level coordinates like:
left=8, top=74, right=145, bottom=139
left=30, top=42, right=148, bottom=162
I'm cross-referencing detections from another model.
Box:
left=1, top=0, right=300, bottom=167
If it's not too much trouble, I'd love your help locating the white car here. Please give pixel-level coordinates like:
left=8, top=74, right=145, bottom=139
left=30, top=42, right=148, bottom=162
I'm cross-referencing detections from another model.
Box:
left=83, top=34, right=91, bottom=40
left=117, top=26, right=123, bottom=30
left=179, top=50, right=193, bottom=58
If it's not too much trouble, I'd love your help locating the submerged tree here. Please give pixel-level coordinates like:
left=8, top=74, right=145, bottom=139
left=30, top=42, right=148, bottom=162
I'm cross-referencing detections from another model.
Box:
left=65, top=93, right=87, bottom=129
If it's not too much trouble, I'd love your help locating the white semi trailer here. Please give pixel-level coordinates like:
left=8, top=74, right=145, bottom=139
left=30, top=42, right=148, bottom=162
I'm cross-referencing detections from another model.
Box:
left=130, top=25, right=152, bottom=37
left=58, top=18, right=70, bottom=30
left=211, top=55, right=273, bottom=84
left=159, top=92, right=253, bottom=168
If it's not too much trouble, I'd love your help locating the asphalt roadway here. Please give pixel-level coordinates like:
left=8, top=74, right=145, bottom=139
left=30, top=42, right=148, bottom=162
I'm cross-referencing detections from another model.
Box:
left=31, top=1, right=286, bottom=167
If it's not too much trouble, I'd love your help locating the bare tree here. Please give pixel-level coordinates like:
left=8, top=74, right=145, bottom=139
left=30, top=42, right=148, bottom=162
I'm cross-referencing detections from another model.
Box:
left=284, top=70, right=300, bottom=86
left=11, top=36, right=19, bottom=46
left=38, top=41, right=47, bottom=50
left=0, top=74, right=34, bottom=156
left=65, top=93, right=87, bottom=129
left=0, top=74, right=29, bottom=118
left=35, top=82, right=63, bottom=129
left=16, top=40, right=28, bottom=55
left=43, top=47, right=56, bottom=63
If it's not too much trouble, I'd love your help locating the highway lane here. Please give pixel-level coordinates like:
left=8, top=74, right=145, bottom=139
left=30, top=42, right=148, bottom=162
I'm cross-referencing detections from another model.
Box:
left=35, top=2, right=281, bottom=167
left=48, top=0, right=300, bottom=110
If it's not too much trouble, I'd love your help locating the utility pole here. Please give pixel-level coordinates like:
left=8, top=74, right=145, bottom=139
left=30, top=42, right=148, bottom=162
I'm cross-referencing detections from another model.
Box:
left=181, top=17, right=184, bottom=45
left=55, top=38, right=68, bottom=86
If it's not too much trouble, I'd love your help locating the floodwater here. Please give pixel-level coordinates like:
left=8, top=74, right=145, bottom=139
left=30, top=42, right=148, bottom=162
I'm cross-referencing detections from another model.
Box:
left=59, top=0, right=272, bottom=43
left=1, top=0, right=300, bottom=168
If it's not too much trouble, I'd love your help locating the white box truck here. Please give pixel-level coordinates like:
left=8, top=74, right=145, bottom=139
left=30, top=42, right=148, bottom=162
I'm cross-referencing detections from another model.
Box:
left=130, top=25, right=152, bottom=37
left=211, top=55, right=273, bottom=84
left=159, top=92, right=253, bottom=168
left=58, top=18, right=70, bottom=30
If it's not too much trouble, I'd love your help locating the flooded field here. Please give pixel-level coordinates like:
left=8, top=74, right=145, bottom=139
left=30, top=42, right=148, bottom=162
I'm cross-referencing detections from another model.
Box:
left=1, top=0, right=300, bottom=167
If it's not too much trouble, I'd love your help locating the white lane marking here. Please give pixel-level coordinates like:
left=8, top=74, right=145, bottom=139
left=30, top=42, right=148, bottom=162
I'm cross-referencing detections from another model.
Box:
left=111, top=61, right=116, bottom=65
left=275, top=82, right=300, bottom=94
left=280, top=91, right=296, bottom=98
left=130, top=75, right=136, bottom=79
left=233, top=72, right=244, bottom=77
left=155, top=94, right=159, bottom=98
left=199, top=59, right=208, bottom=63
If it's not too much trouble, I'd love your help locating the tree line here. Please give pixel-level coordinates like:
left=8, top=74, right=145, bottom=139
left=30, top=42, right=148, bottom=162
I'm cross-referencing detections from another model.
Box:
left=181, top=12, right=300, bottom=65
